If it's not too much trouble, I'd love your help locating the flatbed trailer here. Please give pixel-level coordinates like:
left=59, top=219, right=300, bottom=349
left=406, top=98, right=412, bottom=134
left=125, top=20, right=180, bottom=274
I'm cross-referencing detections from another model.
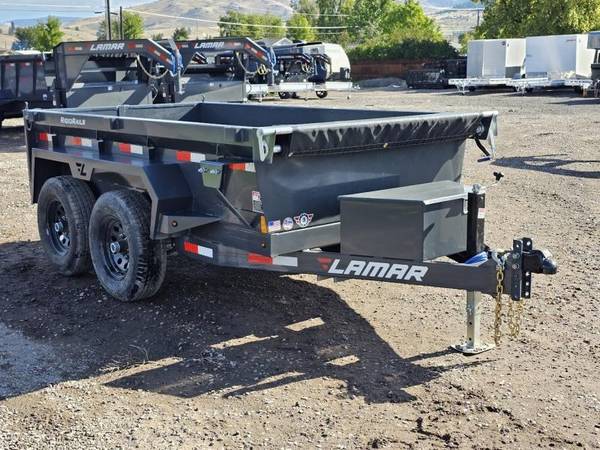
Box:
left=448, top=77, right=513, bottom=94
left=24, top=102, right=556, bottom=354
left=0, top=53, right=54, bottom=129
left=508, top=77, right=590, bottom=94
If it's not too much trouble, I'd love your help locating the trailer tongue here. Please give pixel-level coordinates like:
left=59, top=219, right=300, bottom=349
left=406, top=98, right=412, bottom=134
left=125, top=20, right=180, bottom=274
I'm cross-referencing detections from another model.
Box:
left=24, top=101, right=556, bottom=354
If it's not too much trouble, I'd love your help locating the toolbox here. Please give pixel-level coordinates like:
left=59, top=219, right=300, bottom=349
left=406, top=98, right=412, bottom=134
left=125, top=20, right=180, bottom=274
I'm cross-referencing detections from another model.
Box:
left=340, top=181, right=468, bottom=261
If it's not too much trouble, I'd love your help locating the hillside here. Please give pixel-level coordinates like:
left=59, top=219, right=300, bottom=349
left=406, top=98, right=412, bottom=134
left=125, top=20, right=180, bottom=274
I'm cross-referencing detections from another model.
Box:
left=0, top=0, right=478, bottom=52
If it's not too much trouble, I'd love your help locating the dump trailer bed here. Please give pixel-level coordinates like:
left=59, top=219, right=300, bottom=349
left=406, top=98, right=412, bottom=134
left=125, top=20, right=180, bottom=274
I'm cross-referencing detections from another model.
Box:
left=0, top=53, right=53, bottom=129
left=24, top=101, right=556, bottom=353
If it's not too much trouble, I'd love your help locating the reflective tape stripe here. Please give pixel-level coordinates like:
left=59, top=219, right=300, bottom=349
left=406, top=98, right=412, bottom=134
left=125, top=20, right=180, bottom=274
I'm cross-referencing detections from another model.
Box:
left=118, top=143, right=144, bottom=155
left=229, top=163, right=255, bottom=172
left=66, top=137, right=92, bottom=147
left=247, top=253, right=298, bottom=267
left=272, top=256, right=298, bottom=267
left=248, top=253, right=272, bottom=264
left=176, top=151, right=206, bottom=162
left=183, top=241, right=213, bottom=258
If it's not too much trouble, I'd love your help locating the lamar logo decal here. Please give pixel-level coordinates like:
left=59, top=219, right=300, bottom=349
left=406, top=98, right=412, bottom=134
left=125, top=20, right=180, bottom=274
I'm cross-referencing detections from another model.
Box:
left=318, top=257, right=428, bottom=281
left=194, top=41, right=225, bottom=50
left=60, top=117, right=86, bottom=126
left=90, top=42, right=125, bottom=51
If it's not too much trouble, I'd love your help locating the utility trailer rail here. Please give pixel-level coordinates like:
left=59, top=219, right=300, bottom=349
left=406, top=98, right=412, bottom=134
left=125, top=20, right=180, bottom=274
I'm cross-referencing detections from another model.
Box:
left=24, top=101, right=556, bottom=353
left=448, top=77, right=513, bottom=94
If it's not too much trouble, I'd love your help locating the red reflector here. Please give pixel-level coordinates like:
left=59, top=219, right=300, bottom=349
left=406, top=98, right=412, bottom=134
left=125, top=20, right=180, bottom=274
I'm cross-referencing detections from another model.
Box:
left=72, top=137, right=82, bottom=146
left=229, top=163, right=247, bottom=171
left=176, top=151, right=191, bottom=161
left=247, top=253, right=273, bottom=265
left=118, top=143, right=131, bottom=153
left=38, top=132, right=48, bottom=142
left=183, top=241, right=198, bottom=253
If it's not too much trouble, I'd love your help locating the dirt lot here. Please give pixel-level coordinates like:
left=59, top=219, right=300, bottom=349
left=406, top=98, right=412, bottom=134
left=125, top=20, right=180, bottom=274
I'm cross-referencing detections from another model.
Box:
left=0, top=89, right=599, bottom=449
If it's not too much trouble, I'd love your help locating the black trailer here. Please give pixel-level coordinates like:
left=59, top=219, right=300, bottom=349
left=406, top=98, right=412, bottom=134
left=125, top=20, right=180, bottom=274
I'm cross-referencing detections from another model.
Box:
left=23, top=102, right=556, bottom=354
left=0, top=53, right=54, bottom=129
left=259, top=41, right=352, bottom=99
left=52, top=39, right=181, bottom=108
left=406, top=59, right=467, bottom=89
left=160, top=37, right=275, bottom=103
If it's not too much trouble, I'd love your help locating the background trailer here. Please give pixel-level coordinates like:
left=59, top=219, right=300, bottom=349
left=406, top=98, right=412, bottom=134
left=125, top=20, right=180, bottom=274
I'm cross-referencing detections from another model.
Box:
left=449, top=39, right=525, bottom=93
left=509, top=34, right=596, bottom=93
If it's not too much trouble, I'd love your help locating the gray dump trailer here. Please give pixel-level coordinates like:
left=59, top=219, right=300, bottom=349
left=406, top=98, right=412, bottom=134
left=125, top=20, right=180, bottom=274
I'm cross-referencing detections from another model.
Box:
left=23, top=102, right=556, bottom=353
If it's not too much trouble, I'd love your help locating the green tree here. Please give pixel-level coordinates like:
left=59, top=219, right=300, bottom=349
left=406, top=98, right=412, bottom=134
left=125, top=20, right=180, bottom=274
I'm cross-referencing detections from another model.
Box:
left=347, top=0, right=456, bottom=61
left=97, top=11, right=144, bottom=40
left=14, top=17, right=63, bottom=51
left=151, top=33, right=164, bottom=41
left=219, top=11, right=285, bottom=39
left=292, top=0, right=319, bottom=25
left=287, top=13, right=317, bottom=41
left=348, top=0, right=390, bottom=42
left=172, top=27, right=190, bottom=40
left=34, top=16, right=64, bottom=51
left=14, top=26, right=38, bottom=49
left=476, top=0, right=600, bottom=38
left=317, top=0, right=353, bottom=43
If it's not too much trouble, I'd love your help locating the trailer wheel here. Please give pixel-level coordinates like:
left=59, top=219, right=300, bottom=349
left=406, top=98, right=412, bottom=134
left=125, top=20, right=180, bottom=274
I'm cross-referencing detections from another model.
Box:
left=316, top=90, right=328, bottom=99
left=278, top=92, right=291, bottom=99
left=89, top=190, right=166, bottom=302
left=37, top=176, right=95, bottom=276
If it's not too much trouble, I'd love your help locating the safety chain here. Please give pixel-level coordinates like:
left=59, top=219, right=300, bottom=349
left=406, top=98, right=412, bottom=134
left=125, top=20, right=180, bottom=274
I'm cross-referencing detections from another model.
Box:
left=494, top=263, right=504, bottom=346
left=508, top=297, right=525, bottom=338
left=493, top=253, right=526, bottom=346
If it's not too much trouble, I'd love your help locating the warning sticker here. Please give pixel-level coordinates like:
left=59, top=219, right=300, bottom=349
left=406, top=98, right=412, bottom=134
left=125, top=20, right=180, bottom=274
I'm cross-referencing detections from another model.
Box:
left=268, top=220, right=282, bottom=233
left=251, top=191, right=263, bottom=213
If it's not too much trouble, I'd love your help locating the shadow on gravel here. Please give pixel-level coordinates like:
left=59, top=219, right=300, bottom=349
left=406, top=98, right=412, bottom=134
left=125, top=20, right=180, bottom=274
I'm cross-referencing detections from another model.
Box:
left=552, top=97, right=600, bottom=106
left=0, top=240, right=483, bottom=404
left=0, top=125, right=26, bottom=153
left=494, top=154, right=600, bottom=179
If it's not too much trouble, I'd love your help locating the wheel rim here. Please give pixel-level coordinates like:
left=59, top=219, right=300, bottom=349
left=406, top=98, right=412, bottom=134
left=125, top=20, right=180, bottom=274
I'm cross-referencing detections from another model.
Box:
left=46, top=200, right=70, bottom=255
left=101, top=217, right=129, bottom=279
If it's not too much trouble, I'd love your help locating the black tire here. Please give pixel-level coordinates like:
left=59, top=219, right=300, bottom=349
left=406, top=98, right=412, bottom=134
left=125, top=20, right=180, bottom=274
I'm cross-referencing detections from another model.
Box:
left=37, top=176, right=95, bottom=276
left=89, top=190, right=166, bottom=302
left=316, top=90, right=328, bottom=99
left=278, top=92, right=291, bottom=99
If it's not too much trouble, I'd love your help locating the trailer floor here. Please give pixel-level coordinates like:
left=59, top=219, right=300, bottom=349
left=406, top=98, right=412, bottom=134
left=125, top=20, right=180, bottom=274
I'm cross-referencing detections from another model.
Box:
left=0, top=90, right=599, bottom=449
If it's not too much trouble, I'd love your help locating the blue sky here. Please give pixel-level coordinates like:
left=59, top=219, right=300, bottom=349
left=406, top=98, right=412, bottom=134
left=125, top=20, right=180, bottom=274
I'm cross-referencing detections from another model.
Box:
left=0, top=0, right=148, bottom=23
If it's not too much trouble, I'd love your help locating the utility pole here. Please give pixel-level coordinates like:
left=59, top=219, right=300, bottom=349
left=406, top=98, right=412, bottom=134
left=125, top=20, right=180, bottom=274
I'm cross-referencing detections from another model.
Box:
left=105, top=0, right=112, bottom=40
left=120, top=6, right=124, bottom=39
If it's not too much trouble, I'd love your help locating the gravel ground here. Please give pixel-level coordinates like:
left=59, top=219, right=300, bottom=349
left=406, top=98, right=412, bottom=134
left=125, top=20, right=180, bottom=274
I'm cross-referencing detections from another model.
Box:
left=0, top=88, right=599, bottom=449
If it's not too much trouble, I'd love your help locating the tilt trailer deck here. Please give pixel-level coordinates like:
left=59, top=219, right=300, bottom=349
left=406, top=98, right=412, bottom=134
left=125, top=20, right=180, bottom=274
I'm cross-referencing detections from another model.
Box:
left=52, top=39, right=181, bottom=108
left=0, top=53, right=54, bottom=130
left=24, top=102, right=556, bottom=354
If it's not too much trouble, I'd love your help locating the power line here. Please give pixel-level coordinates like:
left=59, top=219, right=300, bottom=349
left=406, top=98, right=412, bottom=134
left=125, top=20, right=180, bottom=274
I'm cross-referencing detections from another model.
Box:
left=126, top=8, right=349, bottom=29
left=0, top=2, right=93, bottom=9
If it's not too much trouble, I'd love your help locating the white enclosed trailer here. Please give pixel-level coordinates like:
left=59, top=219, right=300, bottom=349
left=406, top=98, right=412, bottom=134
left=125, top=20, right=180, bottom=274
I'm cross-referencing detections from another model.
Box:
left=508, top=34, right=595, bottom=93
left=449, top=38, right=525, bottom=93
